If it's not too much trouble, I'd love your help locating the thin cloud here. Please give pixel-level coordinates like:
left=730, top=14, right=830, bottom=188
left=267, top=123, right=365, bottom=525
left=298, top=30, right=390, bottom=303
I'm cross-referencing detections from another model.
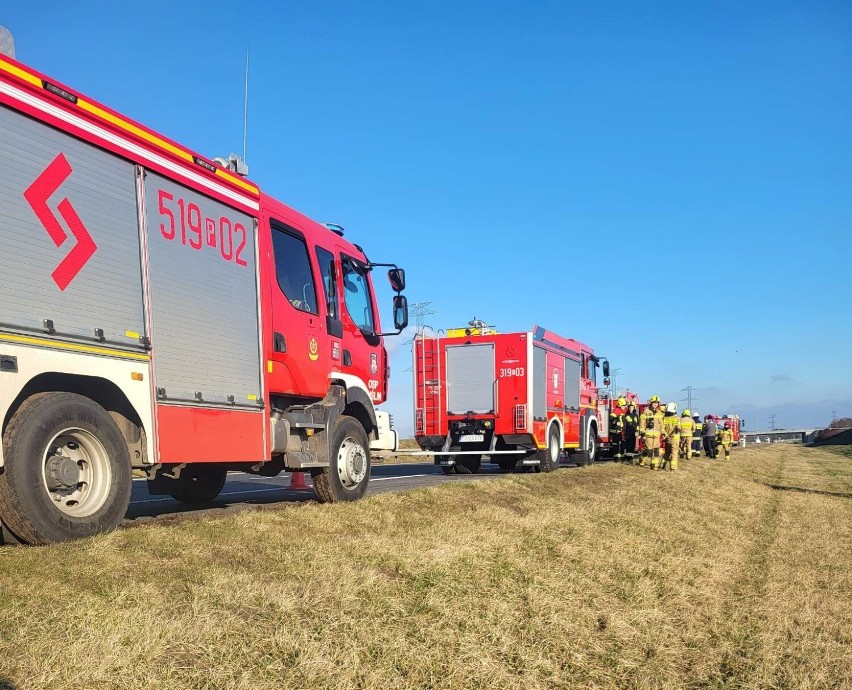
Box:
left=771, top=374, right=793, bottom=382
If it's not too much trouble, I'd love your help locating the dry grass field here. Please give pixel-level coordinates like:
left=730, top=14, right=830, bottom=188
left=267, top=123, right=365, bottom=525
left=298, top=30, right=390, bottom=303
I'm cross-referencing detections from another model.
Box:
left=0, top=444, right=850, bottom=690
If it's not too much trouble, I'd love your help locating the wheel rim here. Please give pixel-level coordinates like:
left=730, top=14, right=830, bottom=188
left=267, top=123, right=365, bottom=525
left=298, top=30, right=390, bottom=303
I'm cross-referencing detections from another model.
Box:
left=549, top=433, right=559, bottom=464
left=337, top=435, right=368, bottom=489
left=42, top=428, right=112, bottom=518
left=588, top=430, right=596, bottom=461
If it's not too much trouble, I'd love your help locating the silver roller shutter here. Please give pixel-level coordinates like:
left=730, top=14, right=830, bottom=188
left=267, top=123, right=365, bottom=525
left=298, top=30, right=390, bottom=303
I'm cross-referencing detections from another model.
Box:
left=446, top=343, right=495, bottom=414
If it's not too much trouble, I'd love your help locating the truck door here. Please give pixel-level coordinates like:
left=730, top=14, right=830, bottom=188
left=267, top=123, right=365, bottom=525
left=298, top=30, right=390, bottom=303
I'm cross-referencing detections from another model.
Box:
left=338, top=250, right=384, bottom=403
left=564, top=356, right=582, bottom=446
left=267, top=219, right=327, bottom=397
left=546, top=351, right=566, bottom=442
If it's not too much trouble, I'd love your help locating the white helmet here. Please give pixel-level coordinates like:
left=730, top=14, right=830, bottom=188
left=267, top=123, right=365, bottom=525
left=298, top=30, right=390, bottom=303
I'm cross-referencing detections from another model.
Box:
left=665, top=402, right=678, bottom=413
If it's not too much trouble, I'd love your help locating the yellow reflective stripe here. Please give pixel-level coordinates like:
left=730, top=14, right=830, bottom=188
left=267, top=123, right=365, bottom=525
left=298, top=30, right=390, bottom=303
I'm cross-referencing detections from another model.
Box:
left=0, top=58, right=41, bottom=88
left=0, top=333, right=150, bottom=361
left=77, top=99, right=259, bottom=196
left=77, top=99, right=194, bottom=162
left=0, top=57, right=259, bottom=198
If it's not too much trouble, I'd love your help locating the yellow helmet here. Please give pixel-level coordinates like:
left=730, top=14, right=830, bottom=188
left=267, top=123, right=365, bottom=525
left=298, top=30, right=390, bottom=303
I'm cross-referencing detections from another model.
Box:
left=617, top=397, right=627, bottom=407
left=682, top=409, right=691, bottom=417
left=650, top=395, right=660, bottom=403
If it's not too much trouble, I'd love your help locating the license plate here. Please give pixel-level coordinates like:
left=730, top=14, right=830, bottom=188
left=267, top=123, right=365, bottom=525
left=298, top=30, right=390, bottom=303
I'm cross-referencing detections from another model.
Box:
left=459, top=434, right=484, bottom=443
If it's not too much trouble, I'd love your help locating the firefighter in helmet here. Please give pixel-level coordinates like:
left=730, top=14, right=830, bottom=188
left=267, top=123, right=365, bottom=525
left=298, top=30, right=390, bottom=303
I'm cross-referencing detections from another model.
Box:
left=717, top=421, right=734, bottom=461
left=678, top=409, right=696, bottom=461
left=691, top=415, right=703, bottom=458
left=623, top=401, right=639, bottom=461
left=638, top=395, right=664, bottom=468
left=661, top=402, right=681, bottom=471
left=609, top=397, right=626, bottom=461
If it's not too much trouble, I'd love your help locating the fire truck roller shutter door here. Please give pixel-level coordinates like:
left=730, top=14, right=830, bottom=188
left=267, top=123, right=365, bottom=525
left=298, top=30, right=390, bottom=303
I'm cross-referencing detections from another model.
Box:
left=445, top=343, right=495, bottom=414
left=143, top=172, right=262, bottom=407
left=0, top=105, right=146, bottom=345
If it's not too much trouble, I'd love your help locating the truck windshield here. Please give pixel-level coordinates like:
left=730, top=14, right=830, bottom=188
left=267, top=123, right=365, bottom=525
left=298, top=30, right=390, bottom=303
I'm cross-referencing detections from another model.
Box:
left=342, top=258, right=375, bottom=333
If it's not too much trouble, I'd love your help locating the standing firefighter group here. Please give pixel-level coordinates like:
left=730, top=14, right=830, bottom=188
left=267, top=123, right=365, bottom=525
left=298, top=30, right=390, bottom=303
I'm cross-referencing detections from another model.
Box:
left=608, top=396, right=734, bottom=471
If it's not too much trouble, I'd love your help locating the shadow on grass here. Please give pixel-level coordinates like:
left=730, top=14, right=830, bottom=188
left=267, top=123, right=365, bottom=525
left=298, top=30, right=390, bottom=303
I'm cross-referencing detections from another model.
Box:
left=0, top=679, right=18, bottom=689
left=767, top=484, right=852, bottom=500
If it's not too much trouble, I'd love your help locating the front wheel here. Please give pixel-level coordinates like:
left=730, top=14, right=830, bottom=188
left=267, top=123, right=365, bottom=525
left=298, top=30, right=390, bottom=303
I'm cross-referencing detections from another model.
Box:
left=0, top=392, right=132, bottom=544
left=312, top=416, right=371, bottom=502
left=574, top=425, right=598, bottom=466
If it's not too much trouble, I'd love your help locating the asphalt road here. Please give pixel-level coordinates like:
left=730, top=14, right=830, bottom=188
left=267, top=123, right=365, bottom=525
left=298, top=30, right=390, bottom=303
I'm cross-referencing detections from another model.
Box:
left=123, top=459, right=584, bottom=527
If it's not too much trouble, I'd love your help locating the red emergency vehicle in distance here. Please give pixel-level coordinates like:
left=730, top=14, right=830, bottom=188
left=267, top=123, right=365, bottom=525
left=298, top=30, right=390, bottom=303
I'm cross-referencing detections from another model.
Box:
left=413, top=322, right=611, bottom=474
left=708, top=414, right=742, bottom=442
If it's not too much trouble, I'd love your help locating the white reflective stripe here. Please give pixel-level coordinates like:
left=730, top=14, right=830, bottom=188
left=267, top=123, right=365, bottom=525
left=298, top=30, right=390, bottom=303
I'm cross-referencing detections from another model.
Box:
left=0, top=81, right=260, bottom=211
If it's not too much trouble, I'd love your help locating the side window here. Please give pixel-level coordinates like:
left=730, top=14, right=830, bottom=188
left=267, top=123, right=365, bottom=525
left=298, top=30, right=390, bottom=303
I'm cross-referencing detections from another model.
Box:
left=588, top=357, right=597, bottom=385
left=315, top=246, right=339, bottom=320
left=342, top=256, right=376, bottom=332
left=271, top=225, right=318, bottom=314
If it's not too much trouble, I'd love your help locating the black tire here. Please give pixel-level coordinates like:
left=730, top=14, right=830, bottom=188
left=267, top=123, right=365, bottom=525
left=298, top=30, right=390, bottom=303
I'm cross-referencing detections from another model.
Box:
left=496, top=458, right=517, bottom=473
left=312, top=415, right=371, bottom=502
left=540, top=425, right=562, bottom=473
left=574, top=424, right=598, bottom=466
left=167, top=464, right=227, bottom=504
left=440, top=465, right=457, bottom=475
left=456, top=454, right=482, bottom=474
left=0, top=392, right=132, bottom=545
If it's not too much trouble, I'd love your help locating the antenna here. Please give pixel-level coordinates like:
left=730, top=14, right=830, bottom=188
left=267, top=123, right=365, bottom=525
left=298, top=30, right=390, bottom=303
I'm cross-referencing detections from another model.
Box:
left=242, top=44, right=249, bottom=162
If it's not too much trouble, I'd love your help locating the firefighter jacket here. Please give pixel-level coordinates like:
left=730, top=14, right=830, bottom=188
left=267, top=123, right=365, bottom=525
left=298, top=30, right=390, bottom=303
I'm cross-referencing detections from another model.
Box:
left=717, top=428, right=734, bottom=446
left=678, top=416, right=696, bottom=438
left=639, top=408, right=664, bottom=435
left=609, top=410, right=624, bottom=434
left=693, top=421, right=703, bottom=438
left=662, top=413, right=680, bottom=440
left=623, top=410, right=639, bottom=431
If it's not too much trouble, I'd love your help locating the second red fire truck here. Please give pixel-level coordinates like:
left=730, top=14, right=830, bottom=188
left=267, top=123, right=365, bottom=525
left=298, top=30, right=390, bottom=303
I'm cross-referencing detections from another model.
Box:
left=413, top=322, right=612, bottom=473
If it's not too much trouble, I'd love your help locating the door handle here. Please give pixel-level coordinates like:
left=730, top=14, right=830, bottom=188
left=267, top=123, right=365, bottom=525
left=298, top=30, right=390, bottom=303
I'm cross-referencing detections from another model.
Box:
left=273, top=332, right=286, bottom=353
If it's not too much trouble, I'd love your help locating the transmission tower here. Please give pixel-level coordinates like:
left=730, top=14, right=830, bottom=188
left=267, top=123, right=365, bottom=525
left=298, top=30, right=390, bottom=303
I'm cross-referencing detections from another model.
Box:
left=681, top=386, right=698, bottom=412
left=608, top=368, right=622, bottom=397
left=769, top=414, right=777, bottom=430
left=411, top=301, right=436, bottom=337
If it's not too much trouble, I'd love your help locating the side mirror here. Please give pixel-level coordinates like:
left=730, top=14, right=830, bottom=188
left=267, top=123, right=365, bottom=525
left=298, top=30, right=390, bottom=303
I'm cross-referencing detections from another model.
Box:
left=604, top=377, right=611, bottom=387
left=388, top=268, right=406, bottom=293
left=393, top=294, right=408, bottom=331
left=602, top=360, right=610, bottom=377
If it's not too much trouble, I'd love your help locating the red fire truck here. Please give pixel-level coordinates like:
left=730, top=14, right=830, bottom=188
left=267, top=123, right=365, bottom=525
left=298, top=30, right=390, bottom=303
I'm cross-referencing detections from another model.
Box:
left=0, top=45, right=407, bottom=543
left=708, top=415, right=742, bottom=442
left=413, top=323, right=611, bottom=473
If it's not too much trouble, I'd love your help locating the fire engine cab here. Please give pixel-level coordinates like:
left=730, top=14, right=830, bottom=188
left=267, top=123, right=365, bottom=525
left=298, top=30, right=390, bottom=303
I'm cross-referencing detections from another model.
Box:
left=414, top=322, right=611, bottom=474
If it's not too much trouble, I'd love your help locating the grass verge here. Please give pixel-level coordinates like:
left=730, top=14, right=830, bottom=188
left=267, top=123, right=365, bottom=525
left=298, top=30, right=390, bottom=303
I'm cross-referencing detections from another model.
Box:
left=0, top=445, right=850, bottom=689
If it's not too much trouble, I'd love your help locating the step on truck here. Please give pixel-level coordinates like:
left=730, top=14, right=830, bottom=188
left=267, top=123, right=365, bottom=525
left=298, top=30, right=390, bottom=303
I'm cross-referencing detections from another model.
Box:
left=413, top=322, right=610, bottom=474
left=0, top=43, right=408, bottom=544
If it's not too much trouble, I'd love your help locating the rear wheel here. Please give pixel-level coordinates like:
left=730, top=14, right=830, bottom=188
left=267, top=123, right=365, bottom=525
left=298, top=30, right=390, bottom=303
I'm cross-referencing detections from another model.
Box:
left=312, top=416, right=371, bottom=502
left=167, top=464, right=227, bottom=504
left=540, top=425, right=562, bottom=473
left=0, top=392, right=131, bottom=544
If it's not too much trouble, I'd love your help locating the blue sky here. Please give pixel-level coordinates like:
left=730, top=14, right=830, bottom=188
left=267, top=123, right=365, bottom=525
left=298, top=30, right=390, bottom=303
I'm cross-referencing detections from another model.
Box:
left=3, top=1, right=850, bottom=433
